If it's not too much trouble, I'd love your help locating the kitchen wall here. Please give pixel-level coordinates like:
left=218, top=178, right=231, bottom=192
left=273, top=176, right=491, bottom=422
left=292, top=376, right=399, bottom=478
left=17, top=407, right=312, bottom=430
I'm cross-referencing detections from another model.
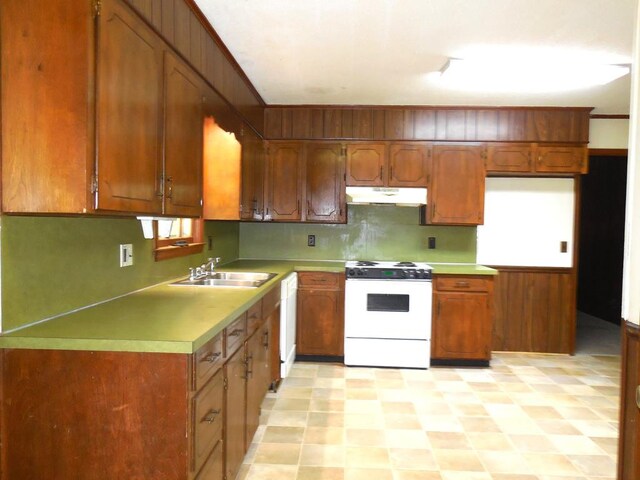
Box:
left=239, top=205, right=476, bottom=262
left=0, top=216, right=239, bottom=332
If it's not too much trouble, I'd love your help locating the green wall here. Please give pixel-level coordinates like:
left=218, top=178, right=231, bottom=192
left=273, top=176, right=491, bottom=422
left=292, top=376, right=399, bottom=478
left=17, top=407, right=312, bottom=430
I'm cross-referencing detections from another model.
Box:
left=1, top=206, right=476, bottom=332
left=1, top=216, right=239, bottom=331
left=239, top=205, right=477, bottom=262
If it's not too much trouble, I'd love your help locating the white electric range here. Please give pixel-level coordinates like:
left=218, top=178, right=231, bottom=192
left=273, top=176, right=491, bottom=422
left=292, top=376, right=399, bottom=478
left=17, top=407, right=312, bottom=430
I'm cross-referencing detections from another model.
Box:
left=344, top=260, right=433, bottom=369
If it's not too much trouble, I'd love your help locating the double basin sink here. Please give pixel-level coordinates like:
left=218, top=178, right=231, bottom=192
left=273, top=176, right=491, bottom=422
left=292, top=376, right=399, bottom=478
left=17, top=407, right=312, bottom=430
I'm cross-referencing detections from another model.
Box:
left=170, top=271, right=277, bottom=289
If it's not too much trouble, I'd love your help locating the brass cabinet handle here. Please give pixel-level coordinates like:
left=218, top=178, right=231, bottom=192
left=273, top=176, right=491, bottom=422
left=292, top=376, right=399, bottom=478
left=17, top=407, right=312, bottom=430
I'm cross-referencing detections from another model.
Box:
left=203, top=352, right=221, bottom=363
left=636, top=386, right=640, bottom=409
left=228, top=328, right=244, bottom=337
left=263, top=330, right=269, bottom=348
left=454, top=281, right=470, bottom=288
left=202, top=409, right=221, bottom=424
left=379, top=166, right=383, bottom=180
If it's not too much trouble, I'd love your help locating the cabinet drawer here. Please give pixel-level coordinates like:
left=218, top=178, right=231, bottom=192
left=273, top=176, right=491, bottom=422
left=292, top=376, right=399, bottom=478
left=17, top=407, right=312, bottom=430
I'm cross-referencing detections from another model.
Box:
left=195, top=438, right=223, bottom=480
left=435, top=276, right=491, bottom=292
left=225, top=314, right=247, bottom=358
left=247, top=300, right=263, bottom=335
left=262, top=284, right=281, bottom=317
left=193, top=332, right=224, bottom=391
left=298, top=271, right=340, bottom=289
left=192, top=369, right=224, bottom=474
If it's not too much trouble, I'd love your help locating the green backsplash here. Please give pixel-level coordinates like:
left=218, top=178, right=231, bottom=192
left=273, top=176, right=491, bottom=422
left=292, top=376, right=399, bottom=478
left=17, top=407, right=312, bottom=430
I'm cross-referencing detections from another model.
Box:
left=239, top=205, right=477, bottom=262
left=1, top=216, right=239, bottom=331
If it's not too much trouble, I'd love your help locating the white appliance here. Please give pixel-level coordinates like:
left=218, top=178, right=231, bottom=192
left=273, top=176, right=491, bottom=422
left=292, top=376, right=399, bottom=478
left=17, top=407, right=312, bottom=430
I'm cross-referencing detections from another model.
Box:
left=279, top=272, right=298, bottom=378
left=477, top=177, right=575, bottom=267
left=344, top=261, right=433, bottom=369
left=346, top=186, right=427, bottom=206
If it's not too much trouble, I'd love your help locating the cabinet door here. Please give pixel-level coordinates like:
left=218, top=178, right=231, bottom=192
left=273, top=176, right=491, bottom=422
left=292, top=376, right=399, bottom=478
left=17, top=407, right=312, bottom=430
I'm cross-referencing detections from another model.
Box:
left=297, top=288, right=344, bottom=356
left=164, top=50, right=203, bottom=216
left=246, top=321, right=270, bottom=449
left=535, top=145, right=588, bottom=174
left=224, top=348, right=247, bottom=480
left=305, top=143, right=346, bottom=223
left=346, top=144, right=386, bottom=186
left=96, top=0, right=163, bottom=214
left=485, top=143, right=533, bottom=173
left=429, top=145, right=485, bottom=225
left=388, top=143, right=430, bottom=187
left=240, top=129, right=265, bottom=221
left=432, top=292, right=491, bottom=360
left=194, top=440, right=223, bottom=480
left=265, top=142, right=303, bottom=221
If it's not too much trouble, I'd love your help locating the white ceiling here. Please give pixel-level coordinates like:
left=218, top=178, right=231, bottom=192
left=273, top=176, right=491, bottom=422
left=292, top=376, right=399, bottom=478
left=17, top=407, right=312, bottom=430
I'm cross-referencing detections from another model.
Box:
left=195, top=0, right=638, bottom=114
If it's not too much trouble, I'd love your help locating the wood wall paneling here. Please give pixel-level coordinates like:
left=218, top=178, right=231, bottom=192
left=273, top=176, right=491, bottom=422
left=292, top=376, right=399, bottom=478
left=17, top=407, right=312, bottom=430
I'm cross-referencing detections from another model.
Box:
left=619, top=322, right=640, bottom=479
left=492, top=268, right=576, bottom=354
left=264, top=107, right=591, bottom=143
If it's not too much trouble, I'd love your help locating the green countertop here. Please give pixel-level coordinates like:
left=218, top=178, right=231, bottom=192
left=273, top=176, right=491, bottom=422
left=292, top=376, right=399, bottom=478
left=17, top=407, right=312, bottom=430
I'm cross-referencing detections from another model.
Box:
left=0, top=260, right=495, bottom=354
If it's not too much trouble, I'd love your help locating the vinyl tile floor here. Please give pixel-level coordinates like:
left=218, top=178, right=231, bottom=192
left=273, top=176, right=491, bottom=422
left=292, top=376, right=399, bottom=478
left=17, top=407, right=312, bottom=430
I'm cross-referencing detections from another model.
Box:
left=238, top=352, right=621, bottom=480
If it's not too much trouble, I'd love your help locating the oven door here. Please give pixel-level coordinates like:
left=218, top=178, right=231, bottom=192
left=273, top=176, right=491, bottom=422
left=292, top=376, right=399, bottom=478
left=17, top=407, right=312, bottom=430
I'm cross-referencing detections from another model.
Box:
left=344, top=279, right=432, bottom=340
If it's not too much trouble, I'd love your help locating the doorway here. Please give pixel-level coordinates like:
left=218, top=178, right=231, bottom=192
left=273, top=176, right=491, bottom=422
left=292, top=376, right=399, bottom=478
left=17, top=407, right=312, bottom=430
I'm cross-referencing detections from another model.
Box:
left=576, top=154, right=627, bottom=354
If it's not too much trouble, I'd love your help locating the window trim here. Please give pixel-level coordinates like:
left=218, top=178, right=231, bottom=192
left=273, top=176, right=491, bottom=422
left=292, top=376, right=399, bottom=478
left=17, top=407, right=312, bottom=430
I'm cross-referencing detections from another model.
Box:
left=153, top=218, right=204, bottom=261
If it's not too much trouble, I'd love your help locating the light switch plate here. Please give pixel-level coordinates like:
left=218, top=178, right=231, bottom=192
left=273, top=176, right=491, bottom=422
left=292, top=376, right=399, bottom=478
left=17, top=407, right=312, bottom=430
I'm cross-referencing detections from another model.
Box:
left=119, top=244, right=133, bottom=267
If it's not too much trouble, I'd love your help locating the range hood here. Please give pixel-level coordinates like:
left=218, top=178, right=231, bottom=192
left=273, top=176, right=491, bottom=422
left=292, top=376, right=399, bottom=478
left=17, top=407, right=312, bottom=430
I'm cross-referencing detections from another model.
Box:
left=346, top=186, right=427, bottom=206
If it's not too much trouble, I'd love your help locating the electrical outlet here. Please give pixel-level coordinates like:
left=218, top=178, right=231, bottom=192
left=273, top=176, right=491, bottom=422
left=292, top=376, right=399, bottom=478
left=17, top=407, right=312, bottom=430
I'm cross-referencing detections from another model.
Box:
left=428, top=237, right=436, bottom=249
left=308, top=235, right=316, bottom=247
left=560, top=240, right=568, bottom=253
left=119, top=244, right=133, bottom=267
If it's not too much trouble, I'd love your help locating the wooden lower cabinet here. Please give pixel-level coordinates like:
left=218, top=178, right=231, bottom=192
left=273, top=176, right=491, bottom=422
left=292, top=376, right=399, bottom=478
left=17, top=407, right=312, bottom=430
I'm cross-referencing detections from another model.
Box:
left=431, top=275, right=494, bottom=366
left=492, top=267, right=575, bottom=354
left=224, top=346, right=247, bottom=480
left=296, top=272, right=345, bottom=357
left=619, top=321, right=640, bottom=479
left=0, top=287, right=280, bottom=480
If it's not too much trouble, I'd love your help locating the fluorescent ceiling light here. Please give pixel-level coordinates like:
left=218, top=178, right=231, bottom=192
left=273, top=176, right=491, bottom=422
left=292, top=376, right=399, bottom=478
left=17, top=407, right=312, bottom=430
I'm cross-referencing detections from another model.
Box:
left=433, top=57, right=629, bottom=93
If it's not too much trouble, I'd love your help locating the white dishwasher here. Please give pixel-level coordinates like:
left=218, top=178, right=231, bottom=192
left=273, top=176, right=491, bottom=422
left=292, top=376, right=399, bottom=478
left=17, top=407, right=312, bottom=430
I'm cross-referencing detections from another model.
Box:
left=279, top=272, right=298, bottom=378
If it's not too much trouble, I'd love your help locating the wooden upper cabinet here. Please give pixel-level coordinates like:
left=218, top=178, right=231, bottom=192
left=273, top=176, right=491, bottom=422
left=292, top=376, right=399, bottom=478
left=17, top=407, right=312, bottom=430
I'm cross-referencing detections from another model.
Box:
left=163, top=51, right=204, bottom=217
left=265, top=142, right=303, bottom=221
left=428, top=145, right=485, bottom=225
left=304, top=143, right=346, bottom=223
left=388, top=143, right=430, bottom=187
left=535, top=145, right=588, bottom=174
left=95, top=0, right=164, bottom=214
left=202, top=87, right=244, bottom=221
left=240, top=129, right=266, bottom=221
left=485, top=143, right=532, bottom=173
left=486, top=143, right=588, bottom=175
left=346, top=144, right=386, bottom=186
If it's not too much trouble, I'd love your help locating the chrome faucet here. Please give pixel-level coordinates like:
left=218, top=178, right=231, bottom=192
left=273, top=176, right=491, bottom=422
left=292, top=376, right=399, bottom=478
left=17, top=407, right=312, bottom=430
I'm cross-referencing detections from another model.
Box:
left=203, top=257, right=221, bottom=274
left=188, top=258, right=220, bottom=281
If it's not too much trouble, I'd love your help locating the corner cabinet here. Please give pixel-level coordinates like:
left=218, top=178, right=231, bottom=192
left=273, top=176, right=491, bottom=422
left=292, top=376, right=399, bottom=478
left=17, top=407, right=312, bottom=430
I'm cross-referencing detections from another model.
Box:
left=296, top=272, right=345, bottom=357
left=3, top=0, right=204, bottom=216
left=264, top=142, right=304, bottom=221
left=262, top=141, right=347, bottom=223
left=425, top=144, right=485, bottom=225
left=431, top=275, right=494, bottom=366
left=0, top=285, right=279, bottom=480
left=305, top=143, right=346, bottom=223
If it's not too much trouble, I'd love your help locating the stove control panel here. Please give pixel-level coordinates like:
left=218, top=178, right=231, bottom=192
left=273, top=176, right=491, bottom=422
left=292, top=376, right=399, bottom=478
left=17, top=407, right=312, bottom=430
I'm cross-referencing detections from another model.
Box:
left=346, top=267, right=432, bottom=281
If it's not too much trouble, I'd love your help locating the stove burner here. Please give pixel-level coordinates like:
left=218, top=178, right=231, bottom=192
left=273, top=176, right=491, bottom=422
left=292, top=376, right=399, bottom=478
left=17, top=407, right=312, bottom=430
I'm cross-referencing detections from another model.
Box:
left=394, top=262, right=417, bottom=267
left=355, top=261, right=378, bottom=267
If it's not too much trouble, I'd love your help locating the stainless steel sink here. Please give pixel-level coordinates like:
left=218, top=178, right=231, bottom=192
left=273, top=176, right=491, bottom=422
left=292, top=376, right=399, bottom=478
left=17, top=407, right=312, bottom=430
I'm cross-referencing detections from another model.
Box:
left=169, top=272, right=277, bottom=288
